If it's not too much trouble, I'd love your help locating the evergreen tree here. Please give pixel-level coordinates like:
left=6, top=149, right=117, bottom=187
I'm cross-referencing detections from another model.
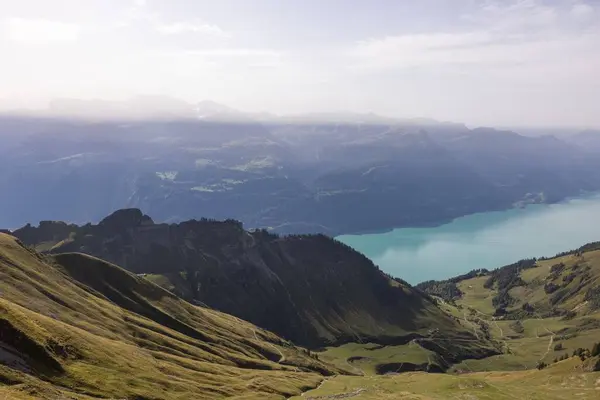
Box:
left=536, top=361, right=547, bottom=370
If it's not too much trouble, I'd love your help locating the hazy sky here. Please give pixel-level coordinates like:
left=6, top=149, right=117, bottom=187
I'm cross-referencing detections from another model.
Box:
left=1, top=0, right=599, bottom=127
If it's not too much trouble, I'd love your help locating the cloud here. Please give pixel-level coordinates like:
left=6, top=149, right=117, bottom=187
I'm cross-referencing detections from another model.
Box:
left=4, top=17, right=80, bottom=44
left=352, top=32, right=505, bottom=70
left=351, top=1, right=600, bottom=72
left=118, top=0, right=159, bottom=26
left=155, top=22, right=230, bottom=38
left=470, top=0, right=559, bottom=31
left=180, top=49, right=281, bottom=57
left=117, top=0, right=229, bottom=38
left=571, top=3, right=595, bottom=20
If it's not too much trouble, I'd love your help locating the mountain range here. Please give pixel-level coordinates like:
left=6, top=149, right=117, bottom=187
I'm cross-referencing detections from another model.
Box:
left=12, top=209, right=491, bottom=354
left=2, top=98, right=600, bottom=235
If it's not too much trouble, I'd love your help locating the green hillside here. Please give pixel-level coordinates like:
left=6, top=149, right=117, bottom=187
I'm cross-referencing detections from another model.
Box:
left=13, top=209, right=484, bottom=353
left=5, top=213, right=600, bottom=399
left=294, top=243, right=600, bottom=400
left=294, top=357, right=600, bottom=400
left=0, top=233, right=340, bottom=399
left=418, top=242, right=600, bottom=371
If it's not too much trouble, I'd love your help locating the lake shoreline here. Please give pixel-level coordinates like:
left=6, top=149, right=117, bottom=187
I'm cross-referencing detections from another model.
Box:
left=336, top=193, right=600, bottom=285
left=335, top=191, right=600, bottom=239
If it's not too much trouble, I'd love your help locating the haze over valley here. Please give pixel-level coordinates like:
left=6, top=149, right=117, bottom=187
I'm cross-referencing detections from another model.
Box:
left=3, top=97, right=600, bottom=238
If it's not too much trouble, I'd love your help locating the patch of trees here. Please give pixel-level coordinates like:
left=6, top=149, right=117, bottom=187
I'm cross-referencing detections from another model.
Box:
left=385, top=273, right=412, bottom=288
left=572, top=347, right=592, bottom=360
left=548, top=273, right=594, bottom=307
left=253, top=228, right=279, bottom=240
left=553, top=342, right=564, bottom=351
left=521, top=303, right=534, bottom=313
left=492, top=289, right=515, bottom=309
left=553, top=353, right=571, bottom=363
left=416, top=269, right=489, bottom=302
left=416, top=281, right=462, bottom=302
left=536, top=361, right=547, bottom=370
left=561, top=310, right=577, bottom=320
left=493, top=307, right=507, bottom=317
left=483, top=258, right=537, bottom=290
left=562, top=272, right=577, bottom=284
left=549, top=288, right=570, bottom=306
left=482, top=258, right=536, bottom=313
left=476, top=319, right=491, bottom=340
left=447, top=268, right=489, bottom=283
left=584, top=286, right=600, bottom=310
left=538, top=241, right=600, bottom=260
left=550, top=342, right=600, bottom=365
left=544, top=282, right=560, bottom=294
left=548, top=263, right=566, bottom=280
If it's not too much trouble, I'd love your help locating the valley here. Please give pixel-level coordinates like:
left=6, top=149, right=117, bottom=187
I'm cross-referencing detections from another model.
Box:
left=2, top=109, right=600, bottom=236
left=296, top=242, right=600, bottom=399
left=2, top=209, right=600, bottom=399
left=3, top=1, right=600, bottom=398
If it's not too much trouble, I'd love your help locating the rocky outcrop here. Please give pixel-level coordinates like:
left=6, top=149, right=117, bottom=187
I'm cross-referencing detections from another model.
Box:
left=97, top=208, right=154, bottom=230
left=11, top=220, right=77, bottom=247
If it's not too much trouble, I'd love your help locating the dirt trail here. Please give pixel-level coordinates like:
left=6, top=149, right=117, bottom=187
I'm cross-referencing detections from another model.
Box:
left=303, top=388, right=366, bottom=399
left=301, top=379, right=330, bottom=397
left=463, top=310, right=480, bottom=339
left=252, top=328, right=286, bottom=363
left=539, top=326, right=556, bottom=363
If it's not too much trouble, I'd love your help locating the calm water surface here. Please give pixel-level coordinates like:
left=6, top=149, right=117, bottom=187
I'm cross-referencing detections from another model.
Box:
left=337, top=195, right=600, bottom=284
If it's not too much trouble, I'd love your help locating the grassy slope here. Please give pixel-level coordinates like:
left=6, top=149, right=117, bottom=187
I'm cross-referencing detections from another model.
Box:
left=455, top=250, right=600, bottom=315
left=312, top=244, right=600, bottom=386
left=317, top=342, right=438, bottom=376
left=0, top=233, right=341, bottom=400
left=293, top=357, right=600, bottom=400
left=14, top=212, right=481, bottom=350
left=442, top=248, right=600, bottom=371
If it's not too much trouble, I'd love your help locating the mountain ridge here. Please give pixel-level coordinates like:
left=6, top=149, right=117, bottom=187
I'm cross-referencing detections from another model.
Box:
left=11, top=209, right=494, bottom=356
left=3, top=111, right=600, bottom=235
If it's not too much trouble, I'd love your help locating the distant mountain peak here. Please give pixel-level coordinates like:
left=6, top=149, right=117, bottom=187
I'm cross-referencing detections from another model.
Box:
left=195, top=100, right=242, bottom=120
left=99, top=208, right=154, bottom=230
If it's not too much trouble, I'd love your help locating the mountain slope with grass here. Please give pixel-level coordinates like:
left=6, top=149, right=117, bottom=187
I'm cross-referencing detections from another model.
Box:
left=296, top=242, right=600, bottom=400
left=12, top=209, right=492, bottom=353
left=293, top=357, right=600, bottom=400
left=0, top=233, right=341, bottom=399
left=418, top=241, right=600, bottom=372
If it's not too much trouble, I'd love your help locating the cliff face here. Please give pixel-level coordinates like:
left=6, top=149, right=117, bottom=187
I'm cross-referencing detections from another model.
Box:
left=13, top=209, right=473, bottom=348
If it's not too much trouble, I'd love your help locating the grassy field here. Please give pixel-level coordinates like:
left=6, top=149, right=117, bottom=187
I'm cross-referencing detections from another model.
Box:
left=455, top=276, right=498, bottom=315
left=293, top=357, right=600, bottom=399
left=303, top=244, right=600, bottom=399
left=318, top=342, right=437, bottom=376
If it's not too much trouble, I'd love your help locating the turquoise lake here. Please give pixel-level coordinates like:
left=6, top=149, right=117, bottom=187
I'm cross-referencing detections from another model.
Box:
left=336, top=195, right=600, bottom=285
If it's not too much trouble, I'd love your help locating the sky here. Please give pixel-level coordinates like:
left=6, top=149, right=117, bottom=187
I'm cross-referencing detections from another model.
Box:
left=0, top=0, right=599, bottom=127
